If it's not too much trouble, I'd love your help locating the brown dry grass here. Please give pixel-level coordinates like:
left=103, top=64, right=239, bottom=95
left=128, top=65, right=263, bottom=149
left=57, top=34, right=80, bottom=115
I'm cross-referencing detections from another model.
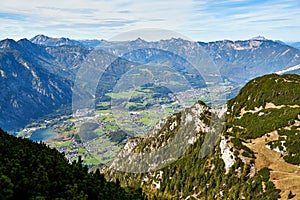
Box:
left=244, top=131, right=300, bottom=200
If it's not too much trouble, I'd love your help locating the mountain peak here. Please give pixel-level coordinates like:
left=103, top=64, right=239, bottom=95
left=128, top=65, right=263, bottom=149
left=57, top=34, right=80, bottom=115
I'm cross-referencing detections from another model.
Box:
left=0, top=38, right=19, bottom=49
left=31, top=34, right=49, bottom=39
left=131, top=37, right=147, bottom=43
left=30, top=34, right=80, bottom=47
left=17, top=38, right=34, bottom=45
left=30, top=34, right=50, bottom=43
left=251, top=35, right=267, bottom=41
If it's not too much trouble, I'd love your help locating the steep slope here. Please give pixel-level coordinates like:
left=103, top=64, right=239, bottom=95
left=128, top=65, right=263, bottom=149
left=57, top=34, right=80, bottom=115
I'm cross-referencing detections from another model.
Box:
left=0, top=128, right=144, bottom=199
left=0, top=39, right=72, bottom=131
left=102, top=74, right=300, bottom=199
left=0, top=38, right=102, bottom=131
left=44, top=45, right=93, bottom=80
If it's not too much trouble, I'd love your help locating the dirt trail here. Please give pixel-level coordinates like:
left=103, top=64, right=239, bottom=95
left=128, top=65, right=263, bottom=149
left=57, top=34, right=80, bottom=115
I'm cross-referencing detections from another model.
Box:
left=244, top=131, right=300, bottom=199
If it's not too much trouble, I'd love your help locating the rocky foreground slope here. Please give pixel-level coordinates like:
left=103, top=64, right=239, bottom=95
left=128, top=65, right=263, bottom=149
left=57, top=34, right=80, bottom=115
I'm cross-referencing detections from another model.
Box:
left=101, top=74, right=300, bottom=199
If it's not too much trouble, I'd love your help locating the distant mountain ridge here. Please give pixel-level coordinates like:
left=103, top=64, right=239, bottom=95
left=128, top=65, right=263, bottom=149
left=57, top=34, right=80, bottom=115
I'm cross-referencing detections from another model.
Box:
left=30, top=34, right=82, bottom=47
left=286, top=41, right=300, bottom=50
left=198, top=38, right=300, bottom=83
left=30, top=34, right=103, bottom=48
left=78, top=36, right=300, bottom=84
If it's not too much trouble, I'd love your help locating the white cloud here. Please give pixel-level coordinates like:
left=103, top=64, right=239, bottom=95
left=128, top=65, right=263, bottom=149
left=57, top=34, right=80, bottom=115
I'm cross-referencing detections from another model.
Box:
left=0, top=0, right=300, bottom=41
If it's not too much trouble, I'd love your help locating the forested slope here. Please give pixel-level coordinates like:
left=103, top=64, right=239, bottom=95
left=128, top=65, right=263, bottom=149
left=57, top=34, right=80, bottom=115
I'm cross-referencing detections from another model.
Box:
left=0, top=128, right=144, bottom=200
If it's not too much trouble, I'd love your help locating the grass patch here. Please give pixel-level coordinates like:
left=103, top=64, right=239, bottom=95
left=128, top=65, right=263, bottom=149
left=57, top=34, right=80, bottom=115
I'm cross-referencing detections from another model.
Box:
left=84, top=157, right=100, bottom=165
left=139, top=117, right=156, bottom=126
left=104, top=125, right=118, bottom=131
left=51, top=140, right=72, bottom=147
left=105, top=90, right=145, bottom=99
left=95, top=109, right=111, bottom=114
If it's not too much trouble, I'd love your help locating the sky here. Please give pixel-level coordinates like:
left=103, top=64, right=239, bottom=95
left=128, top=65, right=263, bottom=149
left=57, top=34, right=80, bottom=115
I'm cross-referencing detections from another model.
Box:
left=1, top=0, right=300, bottom=42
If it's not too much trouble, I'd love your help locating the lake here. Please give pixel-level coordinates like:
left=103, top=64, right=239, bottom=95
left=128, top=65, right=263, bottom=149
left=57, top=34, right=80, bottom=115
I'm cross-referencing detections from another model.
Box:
left=30, top=127, right=58, bottom=142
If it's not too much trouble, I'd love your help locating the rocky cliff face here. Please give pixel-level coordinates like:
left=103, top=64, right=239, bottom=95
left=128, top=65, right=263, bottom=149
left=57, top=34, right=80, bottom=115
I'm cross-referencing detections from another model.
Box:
left=105, top=100, right=218, bottom=173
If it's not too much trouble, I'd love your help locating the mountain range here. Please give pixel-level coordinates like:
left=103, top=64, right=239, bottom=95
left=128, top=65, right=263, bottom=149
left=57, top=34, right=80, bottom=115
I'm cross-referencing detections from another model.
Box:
left=1, top=35, right=300, bottom=133
left=31, top=35, right=300, bottom=84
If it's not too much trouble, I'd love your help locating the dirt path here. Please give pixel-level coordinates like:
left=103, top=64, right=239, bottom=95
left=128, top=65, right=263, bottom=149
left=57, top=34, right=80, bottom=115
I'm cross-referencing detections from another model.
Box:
left=244, top=131, right=300, bottom=199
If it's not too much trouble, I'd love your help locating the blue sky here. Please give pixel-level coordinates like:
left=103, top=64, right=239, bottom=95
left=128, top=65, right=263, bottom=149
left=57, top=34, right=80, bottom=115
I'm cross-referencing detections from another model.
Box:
left=1, top=0, right=300, bottom=41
